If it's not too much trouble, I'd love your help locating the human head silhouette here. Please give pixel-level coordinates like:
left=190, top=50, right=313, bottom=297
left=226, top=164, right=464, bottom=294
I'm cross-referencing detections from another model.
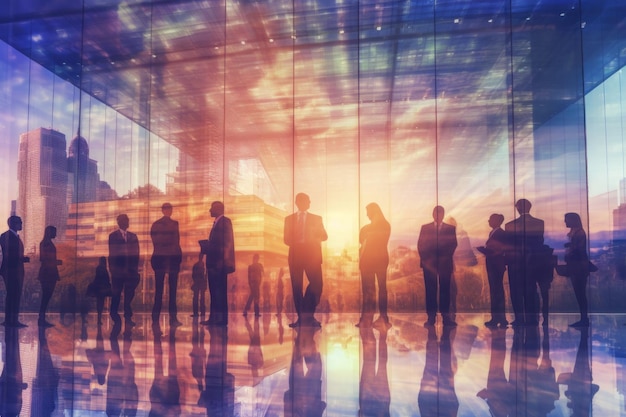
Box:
left=515, top=199, right=532, bottom=215
left=210, top=201, right=224, bottom=218
left=565, top=212, right=583, bottom=229
left=44, top=225, right=57, bottom=240
left=432, top=206, right=445, bottom=225
left=116, top=214, right=129, bottom=231
left=161, top=202, right=173, bottom=217
left=7, top=215, right=22, bottom=232
left=295, top=193, right=311, bottom=212
left=488, top=214, right=504, bottom=229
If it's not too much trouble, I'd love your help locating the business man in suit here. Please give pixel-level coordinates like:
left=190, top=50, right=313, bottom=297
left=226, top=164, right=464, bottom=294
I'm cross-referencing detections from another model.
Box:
left=201, top=201, right=235, bottom=327
left=108, top=214, right=140, bottom=326
left=0, top=216, right=29, bottom=327
left=418, top=206, right=458, bottom=327
left=284, top=193, right=328, bottom=328
left=505, top=198, right=544, bottom=326
left=150, top=202, right=183, bottom=326
left=477, top=213, right=508, bottom=328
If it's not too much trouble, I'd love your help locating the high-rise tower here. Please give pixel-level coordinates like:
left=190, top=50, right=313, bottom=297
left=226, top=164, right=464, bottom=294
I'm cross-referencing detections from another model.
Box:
left=17, top=127, right=68, bottom=254
left=67, top=131, right=100, bottom=204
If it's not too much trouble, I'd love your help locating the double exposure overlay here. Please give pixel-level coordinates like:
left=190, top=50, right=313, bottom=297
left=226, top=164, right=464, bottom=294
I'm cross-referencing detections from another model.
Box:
left=1, top=0, right=626, bottom=416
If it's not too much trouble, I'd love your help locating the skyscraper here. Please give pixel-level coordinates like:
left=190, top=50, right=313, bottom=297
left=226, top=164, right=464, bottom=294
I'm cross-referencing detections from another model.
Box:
left=17, top=127, right=68, bottom=254
left=67, top=131, right=100, bottom=204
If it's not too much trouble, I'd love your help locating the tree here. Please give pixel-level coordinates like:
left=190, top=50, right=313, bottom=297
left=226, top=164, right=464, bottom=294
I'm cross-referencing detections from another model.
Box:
left=121, top=183, right=164, bottom=199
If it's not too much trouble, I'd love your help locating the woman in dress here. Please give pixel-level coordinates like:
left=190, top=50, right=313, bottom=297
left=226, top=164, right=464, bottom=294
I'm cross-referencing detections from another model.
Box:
left=564, top=212, right=590, bottom=327
left=356, top=202, right=391, bottom=328
left=38, top=225, right=61, bottom=327
left=87, top=256, right=112, bottom=325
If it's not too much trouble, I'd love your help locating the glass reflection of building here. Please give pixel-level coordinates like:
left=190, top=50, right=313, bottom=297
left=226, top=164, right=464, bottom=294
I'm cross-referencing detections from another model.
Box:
left=17, top=128, right=68, bottom=254
left=1, top=1, right=626, bottom=415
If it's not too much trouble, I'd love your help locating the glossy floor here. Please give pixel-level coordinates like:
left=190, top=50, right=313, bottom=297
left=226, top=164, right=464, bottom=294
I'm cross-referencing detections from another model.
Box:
left=0, top=312, right=622, bottom=416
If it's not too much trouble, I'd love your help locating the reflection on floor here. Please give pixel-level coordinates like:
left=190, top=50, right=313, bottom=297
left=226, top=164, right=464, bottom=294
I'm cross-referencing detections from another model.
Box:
left=0, top=312, right=622, bottom=416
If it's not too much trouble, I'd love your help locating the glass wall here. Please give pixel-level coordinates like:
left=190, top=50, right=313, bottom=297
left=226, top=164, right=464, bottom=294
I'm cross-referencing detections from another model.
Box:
left=0, top=0, right=625, bottom=314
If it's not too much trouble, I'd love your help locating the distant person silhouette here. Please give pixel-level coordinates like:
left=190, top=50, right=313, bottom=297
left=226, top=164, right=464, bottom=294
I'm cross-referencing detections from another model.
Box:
left=284, top=193, right=328, bottom=328
left=504, top=199, right=544, bottom=326
left=150, top=202, right=183, bottom=326
left=200, top=201, right=235, bottom=327
left=356, top=202, right=391, bottom=329
left=37, top=225, right=62, bottom=327
left=284, top=326, right=326, bottom=417
left=108, top=214, right=140, bottom=327
left=276, top=267, right=285, bottom=315
left=477, top=214, right=508, bottom=328
left=418, top=325, right=458, bottom=417
left=191, top=248, right=207, bottom=318
left=358, top=321, right=390, bottom=416
left=0, top=215, right=30, bottom=327
left=243, top=253, right=264, bottom=317
left=563, top=212, right=591, bottom=328
left=86, top=257, right=113, bottom=325
left=418, top=205, right=458, bottom=327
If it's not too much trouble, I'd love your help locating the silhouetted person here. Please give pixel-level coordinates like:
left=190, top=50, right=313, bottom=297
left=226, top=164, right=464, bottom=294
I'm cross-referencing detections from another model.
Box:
left=284, top=193, right=328, bottom=328
left=357, top=202, right=391, bottom=329
left=505, top=199, right=544, bottom=326
left=200, top=326, right=234, bottom=417
left=284, top=326, right=326, bottom=417
left=477, top=214, right=508, bottom=328
left=200, top=201, right=235, bottom=327
left=245, top=316, right=264, bottom=384
left=106, top=323, right=138, bottom=417
left=31, top=328, right=60, bottom=416
left=150, top=202, right=183, bottom=326
left=87, top=257, right=113, bottom=325
left=418, top=325, right=459, bottom=417
left=557, top=328, right=599, bottom=417
left=244, top=253, right=264, bottom=317
left=418, top=205, right=458, bottom=327
left=149, top=326, right=181, bottom=416
left=564, top=212, right=591, bottom=328
left=108, top=214, right=140, bottom=327
left=477, top=327, right=513, bottom=417
left=0, top=328, right=27, bottom=416
left=191, top=249, right=207, bottom=318
left=358, top=322, right=390, bottom=416
left=0, top=216, right=29, bottom=327
left=276, top=268, right=285, bottom=315
left=37, top=225, right=62, bottom=327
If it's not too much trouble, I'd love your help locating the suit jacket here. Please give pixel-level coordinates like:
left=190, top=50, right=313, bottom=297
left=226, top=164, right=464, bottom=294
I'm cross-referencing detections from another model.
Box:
left=150, top=216, right=182, bottom=268
left=284, top=211, right=328, bottom=265
left=417, top=222, right=457, bottom=274
left=0, top=230, right=26, bottom=279
left=108, top=229, right=140, bottom=277
left=505, top=213, right=544, bottom=262
left=202, top=216, right=235, bottom=273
